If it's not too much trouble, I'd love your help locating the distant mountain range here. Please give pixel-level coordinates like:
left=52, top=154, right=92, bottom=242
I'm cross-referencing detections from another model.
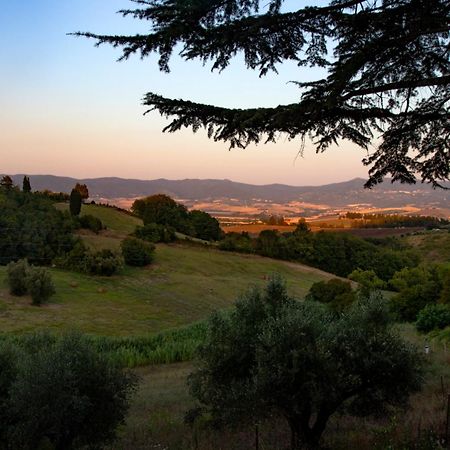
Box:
left=6, top=174, right=450, bottom=212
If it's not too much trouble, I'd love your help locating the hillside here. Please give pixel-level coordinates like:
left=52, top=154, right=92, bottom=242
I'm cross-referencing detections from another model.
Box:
left=402, top=230, right=450, bottom=264
left=56, top=203, right=143, bottom=235
left=0, top=244, right=332, bottom=336
left=8, top=174, right=449, bottom=211
left=0, top=197, right=335, bottom=339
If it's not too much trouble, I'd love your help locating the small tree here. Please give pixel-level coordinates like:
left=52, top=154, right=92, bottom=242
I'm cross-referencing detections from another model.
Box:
left=121, top=237, right=155, bottom=267
left=22, top=176, right=31, bottom=193
left=26, top=267, right=55, bottom=306
left=348, top=268, right=386, bottom=297
left=189, top=210, right=222, bottom=241
left=306, top=278, right=356, bottom=312
left=4, top=332, right=136, bottom=450
left=189, top=277, right=423, bottom=449
left=86, top=249, right=123, bottom=276
left=6, top=259, right=29, bottom=296
left=74, top=182, right=89, bottom=200
left=69, top=189, right=82, bottom=216
left=0, top=176, right=14, bottom=191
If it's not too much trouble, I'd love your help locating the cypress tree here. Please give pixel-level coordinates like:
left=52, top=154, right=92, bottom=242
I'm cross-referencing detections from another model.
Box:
left=69, top=188, right=82, bottom=216
left=22, top=176, right=31, bottom=193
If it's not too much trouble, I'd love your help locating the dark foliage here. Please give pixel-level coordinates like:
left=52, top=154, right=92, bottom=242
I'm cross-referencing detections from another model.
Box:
left=133, top=223, right=176, bottom=243
left=0, top=190, right=75, bottom=266
left=74, top=183, right=89, bottom=200
left=132, top=194, right=190, bottom=231
left=56, top=241, right=123, bottom=277
left=390, top=265, right=449, bottom=321
left=86, top=249, right=123, bottom=276
left=189, top=210, right=223, bottom=241
left=21, top=177, right=31, bottom=194
left=0, top=176, right=14, bottom=191
left=218, top=232, right=255, bottom=253
left=221, top=229, right=418, bottom=281
left=121, top=237, right=155, bottom=267
left=416, top=303, right=450, bottom=333
left=26, top=267, right=55, bottom=306
left=78, top=214, right=104, bottom=234
left=0, top=332, right=136, bottom=450
left=75, top=0, right=450, bottom=187
left=189, top=277, right=424, bottom=449
left=69, top=189, right=82, bottom=216
left=306, top=278, right=356, bottom=312
left=6, top=260, right=29, bottom=297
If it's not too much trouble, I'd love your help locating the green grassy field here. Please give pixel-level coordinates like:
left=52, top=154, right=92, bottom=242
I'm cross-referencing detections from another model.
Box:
left=0, top=244, right=331, bottom=336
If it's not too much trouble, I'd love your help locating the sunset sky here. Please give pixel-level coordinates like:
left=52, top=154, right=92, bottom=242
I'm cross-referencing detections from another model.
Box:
left=1, top=0, right=371, bottom=186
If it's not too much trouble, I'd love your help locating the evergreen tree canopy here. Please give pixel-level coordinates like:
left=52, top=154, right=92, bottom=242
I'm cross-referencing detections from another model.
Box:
left=22, top=176, right=31, bottom=193
left=75, top=0, right=450, bottom=187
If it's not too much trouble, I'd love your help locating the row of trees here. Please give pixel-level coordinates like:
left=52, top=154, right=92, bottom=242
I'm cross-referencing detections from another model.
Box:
left=343, top=212, right=449, bottom=229
left=219, top=226, right=418, bottom=281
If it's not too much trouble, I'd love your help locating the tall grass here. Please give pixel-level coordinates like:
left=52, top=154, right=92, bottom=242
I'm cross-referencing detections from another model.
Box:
left=0, top=321, right=207, bottom=368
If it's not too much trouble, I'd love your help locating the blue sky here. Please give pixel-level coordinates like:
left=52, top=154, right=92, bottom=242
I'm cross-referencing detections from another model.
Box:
left=0, top=0, right=369, bottom=185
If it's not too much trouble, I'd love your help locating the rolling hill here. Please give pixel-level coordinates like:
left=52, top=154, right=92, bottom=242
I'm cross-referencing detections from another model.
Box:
left=7, top=174, right=449, bottom=211
left=0, top=204, right=334, bottom=336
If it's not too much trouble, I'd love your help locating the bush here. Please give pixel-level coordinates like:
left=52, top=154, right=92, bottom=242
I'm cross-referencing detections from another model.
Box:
left=86, top=249, right=123, bottom=276
left=416, top=304, right=450, bottom=333
left=306, top=278, right=357, bottom=312
left=26, top=268, right=55, bottom=306
left=6, top=259, right=29, bottom=296
left=188, top=210, right=223, bottom=241
left=133, top=223, right=176, bottom=243
left=121, top=237, right=155, bottom=267
left=79, top=214, right=103, bottom=234
left=1, top=332, right=136, bottom=450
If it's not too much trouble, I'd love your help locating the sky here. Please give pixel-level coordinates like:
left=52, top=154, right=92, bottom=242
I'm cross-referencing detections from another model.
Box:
left=0, top=0, right=371, bottom=186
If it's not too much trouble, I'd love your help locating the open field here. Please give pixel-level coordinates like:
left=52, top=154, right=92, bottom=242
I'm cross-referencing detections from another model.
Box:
left=0, top=244, right=331, bottom=336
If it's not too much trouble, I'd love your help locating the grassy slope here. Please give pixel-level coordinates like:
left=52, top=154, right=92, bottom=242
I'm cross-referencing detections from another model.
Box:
left=56, top=203, right=143, bottom=235
left=0, top=244, right=330, bottom=336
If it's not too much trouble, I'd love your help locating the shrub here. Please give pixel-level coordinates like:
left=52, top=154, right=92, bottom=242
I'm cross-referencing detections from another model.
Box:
left=6, top=259, right=29, bottom=296
left=86, top=249, right=123, bottom=276
left=416, top=304, right=450, bottom=333
left=133, top=223, right=176, bottom=243
left=26, top=267, right=55, bottom=306
left=348, top=268, right=386, bottom=296
left=121, top=237, right=155, bottom=267
left=56, top=240, right=90, bottom=273
left=188, top=210, right=222, bottom=241
left=79, top=214, right=103, bottom=234
left=306, top=278, right=357, bottom=312
left=2, top=332, right=136, bottom=450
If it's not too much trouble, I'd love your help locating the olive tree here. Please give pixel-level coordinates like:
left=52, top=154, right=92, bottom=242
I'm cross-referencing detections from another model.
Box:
left=189, top=276, right=424, bottom=449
